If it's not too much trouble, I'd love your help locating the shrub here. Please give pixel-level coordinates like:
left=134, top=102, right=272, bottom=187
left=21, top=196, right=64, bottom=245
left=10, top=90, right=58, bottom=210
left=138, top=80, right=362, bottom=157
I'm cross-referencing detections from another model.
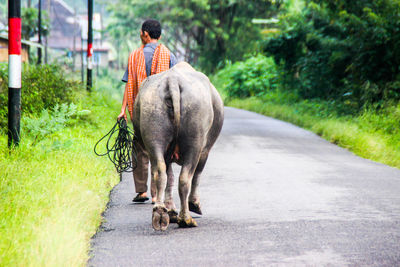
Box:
left=263, top=0, right=400, bottom=109
left=216, top=55, right=279, bottom=99
left=23, top=103, right=77, bottom=145
left=0, top=63, right=82, bottom=131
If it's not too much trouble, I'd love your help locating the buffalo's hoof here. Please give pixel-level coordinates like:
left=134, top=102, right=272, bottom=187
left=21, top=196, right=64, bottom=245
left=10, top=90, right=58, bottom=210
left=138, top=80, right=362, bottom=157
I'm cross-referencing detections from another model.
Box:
left=168, top=209, right=178, bottom=224
left=189, top=201, right=202, bottom=215
left=178, top=215, right=198, bottom=228
left=152, top=206, right=169, bottom=231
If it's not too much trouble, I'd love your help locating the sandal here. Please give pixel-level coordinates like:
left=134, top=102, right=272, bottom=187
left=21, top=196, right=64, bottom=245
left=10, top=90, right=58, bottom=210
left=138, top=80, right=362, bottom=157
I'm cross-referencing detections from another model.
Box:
left=132, top=193, right=149, bottom=203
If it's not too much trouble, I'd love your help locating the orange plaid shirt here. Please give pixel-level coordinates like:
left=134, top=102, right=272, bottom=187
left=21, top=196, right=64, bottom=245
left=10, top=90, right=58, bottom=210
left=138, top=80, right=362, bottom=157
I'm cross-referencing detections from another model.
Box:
left=126, top=43, right=171, bottom=119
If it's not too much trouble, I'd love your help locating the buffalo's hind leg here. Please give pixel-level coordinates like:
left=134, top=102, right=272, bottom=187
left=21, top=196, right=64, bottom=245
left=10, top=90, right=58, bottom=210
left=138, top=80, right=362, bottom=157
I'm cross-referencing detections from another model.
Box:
left=177, top=149, right=202, bottom=228
left=188, top=152, right=209, bottom=215
left=165, top=164, right=178, bottom=223
left=151, top=156, right=170, bottom=231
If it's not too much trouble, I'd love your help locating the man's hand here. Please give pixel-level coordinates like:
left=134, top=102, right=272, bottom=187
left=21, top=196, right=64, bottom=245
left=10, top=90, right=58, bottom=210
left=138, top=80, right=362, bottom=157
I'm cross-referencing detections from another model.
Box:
left=117, top=109, right=127, bottom=121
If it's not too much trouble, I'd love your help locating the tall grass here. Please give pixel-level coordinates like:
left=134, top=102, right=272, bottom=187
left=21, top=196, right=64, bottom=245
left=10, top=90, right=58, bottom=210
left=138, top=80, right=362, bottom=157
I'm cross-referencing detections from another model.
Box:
left=0, top=87, right=121, bottom=266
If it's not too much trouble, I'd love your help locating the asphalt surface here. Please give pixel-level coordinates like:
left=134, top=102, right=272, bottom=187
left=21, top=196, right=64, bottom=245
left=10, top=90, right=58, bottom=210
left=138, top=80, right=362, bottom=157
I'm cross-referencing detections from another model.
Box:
left=89, top=107, right=400, bottom=266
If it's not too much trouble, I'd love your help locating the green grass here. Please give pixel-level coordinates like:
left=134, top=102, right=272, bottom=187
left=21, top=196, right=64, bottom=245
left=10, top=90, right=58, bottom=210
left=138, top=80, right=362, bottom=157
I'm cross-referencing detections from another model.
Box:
left=0, top=88, right=122, bottom=266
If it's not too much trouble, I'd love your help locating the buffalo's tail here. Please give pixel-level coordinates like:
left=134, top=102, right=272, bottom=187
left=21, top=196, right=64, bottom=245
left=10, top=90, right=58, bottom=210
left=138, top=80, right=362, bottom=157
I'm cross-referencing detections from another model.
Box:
left=164, top=76, right=181, bottom=167
left=168, top=76, right=181, bottom=138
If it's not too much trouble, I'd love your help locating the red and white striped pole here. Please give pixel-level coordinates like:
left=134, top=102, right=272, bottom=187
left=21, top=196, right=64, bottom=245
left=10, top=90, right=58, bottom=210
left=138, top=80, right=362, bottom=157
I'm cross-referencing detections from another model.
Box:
left=8, top=0, right=21, bottom=147
left=86, top=0, right=93, bottom=91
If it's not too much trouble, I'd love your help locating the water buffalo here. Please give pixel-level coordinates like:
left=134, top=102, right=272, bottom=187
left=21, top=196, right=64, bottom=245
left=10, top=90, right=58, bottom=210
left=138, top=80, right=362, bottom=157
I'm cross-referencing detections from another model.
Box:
left=132, top=62, right=224, bottom=230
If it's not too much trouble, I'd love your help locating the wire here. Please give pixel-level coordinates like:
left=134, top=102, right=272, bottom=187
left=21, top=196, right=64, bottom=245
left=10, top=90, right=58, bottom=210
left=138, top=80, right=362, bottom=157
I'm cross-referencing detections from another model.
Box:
left=94, top=118, right=137, bottom=173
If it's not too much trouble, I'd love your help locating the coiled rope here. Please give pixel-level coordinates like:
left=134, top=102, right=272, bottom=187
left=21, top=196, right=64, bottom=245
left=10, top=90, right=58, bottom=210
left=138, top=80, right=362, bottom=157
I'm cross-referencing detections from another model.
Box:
left=94, top=118, right=137, bottom=173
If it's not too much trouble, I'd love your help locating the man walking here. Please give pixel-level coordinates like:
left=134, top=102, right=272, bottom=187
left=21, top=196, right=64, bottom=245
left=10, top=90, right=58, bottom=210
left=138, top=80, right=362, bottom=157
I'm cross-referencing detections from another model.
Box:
left=118, top=19, right=177, bottom=203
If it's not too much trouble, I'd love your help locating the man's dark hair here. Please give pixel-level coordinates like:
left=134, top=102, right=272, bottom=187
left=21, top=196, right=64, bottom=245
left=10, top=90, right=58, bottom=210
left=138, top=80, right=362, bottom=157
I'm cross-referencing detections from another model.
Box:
left=142, top=19, right=162, bottom=39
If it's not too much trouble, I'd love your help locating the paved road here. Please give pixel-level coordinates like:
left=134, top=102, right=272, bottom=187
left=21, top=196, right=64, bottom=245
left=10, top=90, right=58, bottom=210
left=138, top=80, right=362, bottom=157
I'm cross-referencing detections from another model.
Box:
left=89, top=107, right=400, bottom=266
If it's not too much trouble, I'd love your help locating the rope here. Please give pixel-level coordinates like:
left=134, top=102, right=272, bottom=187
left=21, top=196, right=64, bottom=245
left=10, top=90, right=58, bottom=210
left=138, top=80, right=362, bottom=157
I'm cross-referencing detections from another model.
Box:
left=94, top=118, right=137, bottom=173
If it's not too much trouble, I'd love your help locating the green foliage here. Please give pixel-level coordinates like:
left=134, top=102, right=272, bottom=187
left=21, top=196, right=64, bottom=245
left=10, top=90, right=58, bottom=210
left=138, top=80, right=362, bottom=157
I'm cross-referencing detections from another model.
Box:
left=23, top=103, right=77, bottom=145
left=284, top=0, right=305, bottom=14
left=356, top=103, right=400, bottom=143
left=263, top=0, right=400, bottom=108
left=0, top=63, right=83, bottom=132
left=215, top=55, right=279, bottom=98
left=106, top=0, right=282, bottom=73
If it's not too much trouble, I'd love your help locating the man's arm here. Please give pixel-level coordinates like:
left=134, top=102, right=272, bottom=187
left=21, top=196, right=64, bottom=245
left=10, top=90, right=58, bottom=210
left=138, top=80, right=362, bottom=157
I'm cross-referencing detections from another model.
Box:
left=117, top=82, right=129, bottom=121
left=118, top=65, right=129, bottom=120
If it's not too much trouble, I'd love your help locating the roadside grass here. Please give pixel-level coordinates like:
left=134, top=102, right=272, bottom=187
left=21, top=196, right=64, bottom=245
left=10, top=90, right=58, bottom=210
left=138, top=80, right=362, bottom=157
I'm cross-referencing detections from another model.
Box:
left=0, top=86, right=122, bottom=266
left=214, top=84, right=400, bottom=169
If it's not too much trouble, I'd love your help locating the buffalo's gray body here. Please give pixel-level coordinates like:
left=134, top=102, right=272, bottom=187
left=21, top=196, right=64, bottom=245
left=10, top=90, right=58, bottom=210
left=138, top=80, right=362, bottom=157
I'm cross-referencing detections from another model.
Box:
left=133, top=62, right=224, bottom=230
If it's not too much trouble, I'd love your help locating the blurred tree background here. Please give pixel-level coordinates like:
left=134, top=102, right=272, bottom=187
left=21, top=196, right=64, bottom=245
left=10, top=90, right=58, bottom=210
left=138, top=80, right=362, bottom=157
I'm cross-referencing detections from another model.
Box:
left=106, top=0, right=400, bottom=111
left=106, top=0, right=282, bottom=72
left=263, top=0, right=400, bottom=110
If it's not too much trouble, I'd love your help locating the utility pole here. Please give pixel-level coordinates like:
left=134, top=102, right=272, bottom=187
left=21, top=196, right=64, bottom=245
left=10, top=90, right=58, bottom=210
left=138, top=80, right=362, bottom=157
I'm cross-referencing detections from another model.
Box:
left=86, top=0, right=93, bottom=91
left=72, top=7, right=77, bottom=72
left=81, top=35, right=84, bottom=82
left=37, top=0, right=42, bottom=64
left=8, top=0, right=22, bottom=147
left=44, top=0, right=50, bottom=64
